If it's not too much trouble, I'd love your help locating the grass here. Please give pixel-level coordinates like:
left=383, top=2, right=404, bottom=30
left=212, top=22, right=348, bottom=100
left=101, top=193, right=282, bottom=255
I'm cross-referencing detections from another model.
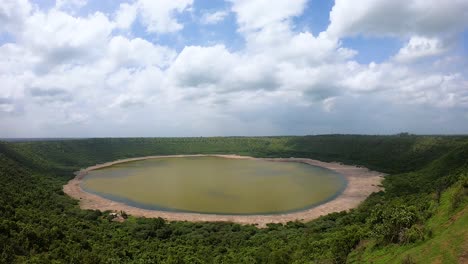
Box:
left=349, top=179, right=468, bottom=263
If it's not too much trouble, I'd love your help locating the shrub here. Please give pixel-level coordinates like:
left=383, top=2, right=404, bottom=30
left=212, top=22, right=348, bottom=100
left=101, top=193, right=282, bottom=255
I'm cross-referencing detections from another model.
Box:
left=367, top=204, right=422, bottom=244
left=450, top=175, right=468, bottom=211
left=399, top=224, right=425, bottom=244
left=402, top=255, right=416, bottom=264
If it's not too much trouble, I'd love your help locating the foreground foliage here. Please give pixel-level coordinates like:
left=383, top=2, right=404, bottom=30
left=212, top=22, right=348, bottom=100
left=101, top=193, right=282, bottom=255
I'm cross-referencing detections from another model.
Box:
left=0, top=135, right=467, bottom=263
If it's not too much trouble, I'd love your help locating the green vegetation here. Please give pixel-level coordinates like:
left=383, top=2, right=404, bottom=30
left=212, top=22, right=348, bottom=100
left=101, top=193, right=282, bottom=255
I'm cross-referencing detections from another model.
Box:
left=0, top=135, right=467, bottom=263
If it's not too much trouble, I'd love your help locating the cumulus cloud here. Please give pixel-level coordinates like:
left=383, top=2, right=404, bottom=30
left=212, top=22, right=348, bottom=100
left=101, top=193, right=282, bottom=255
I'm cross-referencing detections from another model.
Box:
left=114, top=3, right=138, bottom=30
left=112, top=0, right=194, bottom=33
left=229, top=0, right=307, bottom=31
left=29, top=87, right=72, bottom=104
left=136, top=0, right=193, bottom=33
left=394, top=36, right=448, bottom=63
left=0, top=43, right=36, bottom=75
left=322, top=97, right=337, bottom=112
left=109, top=94, right=147, bottom=109
left=0, top=0, right=467, bottom=137
left=0, top=97, right=15, bottom=113
left=225, top=0, right=356, bottom=104
left=55, top=0, right=87, bottom=11
left=200, top=10, right=228, bottom=25
left=169, top=45, right=279, bottom=93
left=168, top=45, right=238, bottom=89
left=0, top=0, right=32, bottom=33
left=107, top=36, right=176, bottom=69
left=20, top=9, right=114, bottom=71
left=327, top=0, right=468, bottom=38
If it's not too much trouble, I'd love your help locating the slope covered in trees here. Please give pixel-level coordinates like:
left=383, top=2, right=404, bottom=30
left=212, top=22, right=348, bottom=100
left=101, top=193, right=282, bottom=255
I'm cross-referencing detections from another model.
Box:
left=0, top=135, right=467, bottom=263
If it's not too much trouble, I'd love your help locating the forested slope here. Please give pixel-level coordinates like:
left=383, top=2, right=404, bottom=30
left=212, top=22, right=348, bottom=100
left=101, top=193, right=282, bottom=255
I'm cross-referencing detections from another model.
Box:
left=0, top=135, right=467, bottom=263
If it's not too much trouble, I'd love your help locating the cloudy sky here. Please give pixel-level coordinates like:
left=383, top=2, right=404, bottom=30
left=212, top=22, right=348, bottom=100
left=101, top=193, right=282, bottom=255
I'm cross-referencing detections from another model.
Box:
left=1, top=0, right=468, bottom=137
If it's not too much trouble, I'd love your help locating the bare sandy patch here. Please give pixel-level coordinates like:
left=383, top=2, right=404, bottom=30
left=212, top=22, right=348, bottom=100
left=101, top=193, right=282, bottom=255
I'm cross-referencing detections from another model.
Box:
left=63, top=155, right=384, bottom=227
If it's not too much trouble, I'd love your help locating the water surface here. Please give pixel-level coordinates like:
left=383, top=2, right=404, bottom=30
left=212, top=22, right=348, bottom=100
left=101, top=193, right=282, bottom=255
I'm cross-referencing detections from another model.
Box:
left=82, top=157, right=346, bottom=214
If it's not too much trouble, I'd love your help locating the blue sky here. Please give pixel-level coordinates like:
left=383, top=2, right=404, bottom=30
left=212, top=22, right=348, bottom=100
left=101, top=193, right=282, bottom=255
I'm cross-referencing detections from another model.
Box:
left=0, top=0, right=467, bottom=137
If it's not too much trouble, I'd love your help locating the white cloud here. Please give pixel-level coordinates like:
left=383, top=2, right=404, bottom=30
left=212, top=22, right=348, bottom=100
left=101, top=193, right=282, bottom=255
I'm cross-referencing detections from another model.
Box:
left=340, top=62, right=468, bottom=109
left=136, top=0, right=193, bottom=33
left=0, top=43, right=37, bottom=75
left=225, top=55, right=279, bottom=92
left=229, top=0, right=355, bottom=69
left=0, top=99, right=15, bottom=113
left=114, top=3, right=137, bottom=29
left=229, top=0, right=307, bottom=31
left=327, top=0, right=468, bottom=38
left=109, top=94, right=147, bottom=109
left=107, top=36, right=176, bottom=69
left=322, top=97, right=337, bottom=112
left=341, top=62, right=409, bottom=92
left=0, top=73, right=29, bottom=99
left=20, top=10, right=114, bottom=70
left=200, top=10, right=228, bottom=25
left=388, top=74, right=468, bottom=108
left=0, top=0, right=32, bottom=33
left=55, top=0, right=87, bottom=11
left=112, top=0, right=193, bottom=33
left=169, top=45, right=237, bottom=88
left=246, top=28, right=355, bottom=67
left=169, top=46, right=279, bottom=93
left=394, top=36, right=448, bottom=63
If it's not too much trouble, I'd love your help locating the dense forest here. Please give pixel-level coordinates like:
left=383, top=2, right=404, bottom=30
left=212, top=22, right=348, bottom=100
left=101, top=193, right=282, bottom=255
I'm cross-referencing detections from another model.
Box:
left=0, top=135, right=467, bottom=263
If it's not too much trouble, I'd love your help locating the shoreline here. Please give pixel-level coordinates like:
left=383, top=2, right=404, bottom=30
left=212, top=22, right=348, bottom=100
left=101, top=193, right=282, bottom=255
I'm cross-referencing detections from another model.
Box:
left=63, top=155, right=385, bottom=227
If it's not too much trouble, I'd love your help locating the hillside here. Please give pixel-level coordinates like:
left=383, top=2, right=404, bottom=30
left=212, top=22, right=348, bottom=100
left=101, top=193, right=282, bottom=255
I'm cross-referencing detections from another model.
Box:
left=0, top=135, right=467, bottom=263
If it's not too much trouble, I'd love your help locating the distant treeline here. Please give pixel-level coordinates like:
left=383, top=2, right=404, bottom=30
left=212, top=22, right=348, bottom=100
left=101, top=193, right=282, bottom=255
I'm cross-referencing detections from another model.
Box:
left=0, top=135, right=467, bottom=263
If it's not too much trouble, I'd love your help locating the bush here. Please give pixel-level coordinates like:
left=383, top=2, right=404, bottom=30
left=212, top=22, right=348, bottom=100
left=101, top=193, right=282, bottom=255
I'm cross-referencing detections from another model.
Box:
left=399, top=224, right=426, bottom=244
left=450, top=175, right=468, bottom=211
left=367, top=203, right=422, bottom=244
left=402, top=255, right=416, bottom=264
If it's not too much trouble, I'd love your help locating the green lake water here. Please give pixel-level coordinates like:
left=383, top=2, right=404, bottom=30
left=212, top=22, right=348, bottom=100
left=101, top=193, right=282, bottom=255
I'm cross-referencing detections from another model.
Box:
left=81, top=157, right=346, bottom=214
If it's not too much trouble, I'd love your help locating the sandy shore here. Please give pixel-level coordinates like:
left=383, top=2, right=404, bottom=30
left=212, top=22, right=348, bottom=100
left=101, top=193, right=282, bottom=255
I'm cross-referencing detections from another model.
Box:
left=63, top=155, right=385, bottom=227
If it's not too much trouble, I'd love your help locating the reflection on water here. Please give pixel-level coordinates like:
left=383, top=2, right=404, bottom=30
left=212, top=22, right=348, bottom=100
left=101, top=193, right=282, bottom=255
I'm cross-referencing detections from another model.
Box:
left=82, top=157, right=346, bottom=214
